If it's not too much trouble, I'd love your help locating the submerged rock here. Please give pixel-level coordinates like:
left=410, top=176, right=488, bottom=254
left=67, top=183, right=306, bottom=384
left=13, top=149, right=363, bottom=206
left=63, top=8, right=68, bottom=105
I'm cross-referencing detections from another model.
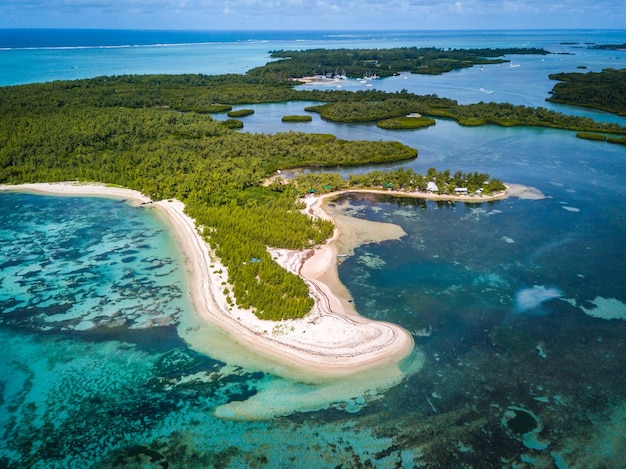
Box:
left=492, top=327, right=535, bottom=353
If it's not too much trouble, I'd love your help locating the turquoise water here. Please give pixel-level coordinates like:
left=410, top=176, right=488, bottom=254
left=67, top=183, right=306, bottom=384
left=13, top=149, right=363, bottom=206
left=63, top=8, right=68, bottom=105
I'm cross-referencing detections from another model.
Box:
left=0, top=194, right=191, bottom=335
left=1, top=29, right=626, bottom=467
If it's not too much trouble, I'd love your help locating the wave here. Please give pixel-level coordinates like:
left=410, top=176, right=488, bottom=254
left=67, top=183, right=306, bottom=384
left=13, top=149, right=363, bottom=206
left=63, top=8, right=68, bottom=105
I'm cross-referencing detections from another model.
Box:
left=0, top=41, right=238, bottom=52
left=0, top=29, right=304, bottom=52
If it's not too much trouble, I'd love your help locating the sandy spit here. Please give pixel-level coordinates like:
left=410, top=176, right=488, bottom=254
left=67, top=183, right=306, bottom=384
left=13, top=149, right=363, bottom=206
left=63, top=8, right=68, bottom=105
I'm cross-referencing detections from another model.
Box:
left=0, top=182, right=415, bottom=378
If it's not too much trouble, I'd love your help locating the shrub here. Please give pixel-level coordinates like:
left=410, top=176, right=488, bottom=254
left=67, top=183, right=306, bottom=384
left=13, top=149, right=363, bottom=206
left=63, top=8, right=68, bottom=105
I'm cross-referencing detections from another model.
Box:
left=576, top=132, right=608, bottom=141
left=377, top=116, right=436, bottom=130
left=220, top=119, right=244, bottom=129
left=282, top=115, right=313, bottom=122
left=227, top=109, right=255, bottom=117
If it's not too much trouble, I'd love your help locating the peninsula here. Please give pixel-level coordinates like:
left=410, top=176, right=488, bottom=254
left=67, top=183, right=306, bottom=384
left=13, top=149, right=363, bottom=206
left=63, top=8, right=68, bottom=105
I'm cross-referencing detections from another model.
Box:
left=0, top=70, right=560, bottom=378
left=0, top=180, right=543, bottom=379
left=0, top=182, right=413, bottom=377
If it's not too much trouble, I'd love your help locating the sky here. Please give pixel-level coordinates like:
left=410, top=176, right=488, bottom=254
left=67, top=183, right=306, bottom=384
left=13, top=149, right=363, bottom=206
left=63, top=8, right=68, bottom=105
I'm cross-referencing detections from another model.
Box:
left=1, top=0, right=625, bottom=31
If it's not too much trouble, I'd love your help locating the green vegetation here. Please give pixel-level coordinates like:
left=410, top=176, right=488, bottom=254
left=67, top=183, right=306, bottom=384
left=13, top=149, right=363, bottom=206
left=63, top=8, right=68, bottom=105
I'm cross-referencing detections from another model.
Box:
left=4, top=72, right=621, bottom=135
left=377, top=116, right=436, bottom=130
left=304, top=94, right=454, bottom=123
left=306, top=97, right=626, bottom=134
left=608, top=136, right=626, bottom=146
left=548, top=68, right=626, bottom=116
left=293, top=167, right=505, bottom=196
left=282, top=115, right=313, bottom=122
left=247, top=47, right=549, bottom=79
left=220, top=119, right=244, bottom=129
left=2, top=56, right=623, bottom=320
left=577, top=132, right=608, bottom=142
left=0, top=77, right=415, bottom=321
left=577, top=133, right=626, bottom=146
left=202, top=104, right=233, bottom=113
left=227, top=109, right=255, bottom=117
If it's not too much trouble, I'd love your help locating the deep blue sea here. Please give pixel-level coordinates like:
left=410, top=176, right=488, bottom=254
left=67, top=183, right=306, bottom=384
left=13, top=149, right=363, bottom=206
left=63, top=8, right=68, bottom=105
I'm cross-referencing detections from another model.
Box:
left=1, top=29, right=626, bottom=468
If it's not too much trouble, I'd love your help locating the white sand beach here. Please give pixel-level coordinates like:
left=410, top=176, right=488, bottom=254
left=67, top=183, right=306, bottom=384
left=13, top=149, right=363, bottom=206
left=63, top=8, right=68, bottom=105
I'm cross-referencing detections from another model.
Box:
left=0, top=182, right=415, bottom=378
left=1, top=181, right=548, bottom=418
left=0, top=181, right=546, bottom=381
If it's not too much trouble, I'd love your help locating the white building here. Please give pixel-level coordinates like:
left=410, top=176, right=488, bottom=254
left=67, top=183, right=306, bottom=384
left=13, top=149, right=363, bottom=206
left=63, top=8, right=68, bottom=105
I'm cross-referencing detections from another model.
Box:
left=426, top=181, right=439, bottom=192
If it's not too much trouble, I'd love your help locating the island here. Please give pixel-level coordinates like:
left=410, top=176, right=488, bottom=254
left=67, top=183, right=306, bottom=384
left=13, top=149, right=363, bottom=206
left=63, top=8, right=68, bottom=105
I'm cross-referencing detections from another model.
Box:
left=0, top=177, right=541, bottom=383
left=2, top=53, right=617, bottom=379
left=548, top=68, right=626, bottom=116
left=246, top=46, right=550, bottom=79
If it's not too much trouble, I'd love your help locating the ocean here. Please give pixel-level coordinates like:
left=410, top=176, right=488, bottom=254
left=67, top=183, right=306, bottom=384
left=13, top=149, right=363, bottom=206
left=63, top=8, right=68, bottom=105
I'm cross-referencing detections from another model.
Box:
left=1, top=29, right=626, bottom=468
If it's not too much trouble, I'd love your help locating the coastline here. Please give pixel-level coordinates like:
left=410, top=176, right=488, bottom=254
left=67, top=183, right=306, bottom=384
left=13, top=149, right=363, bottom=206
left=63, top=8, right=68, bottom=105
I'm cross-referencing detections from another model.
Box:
left=296, top=182, right=547, bottom=205
left=0, top=180, right=548, bottom=418
left=0, top=181, right=545, bottom=381
left=0, top=182, right=415, bottom=379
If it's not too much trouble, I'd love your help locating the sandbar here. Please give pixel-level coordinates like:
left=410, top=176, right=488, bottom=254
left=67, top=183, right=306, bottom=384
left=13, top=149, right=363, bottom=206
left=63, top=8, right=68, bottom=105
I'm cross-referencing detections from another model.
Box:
left=301, top=182, right=547, bottom=205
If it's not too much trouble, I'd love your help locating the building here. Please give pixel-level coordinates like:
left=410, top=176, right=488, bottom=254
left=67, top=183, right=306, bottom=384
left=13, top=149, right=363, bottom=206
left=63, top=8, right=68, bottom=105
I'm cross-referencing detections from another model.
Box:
left=426, top=181, right=439, bottom=192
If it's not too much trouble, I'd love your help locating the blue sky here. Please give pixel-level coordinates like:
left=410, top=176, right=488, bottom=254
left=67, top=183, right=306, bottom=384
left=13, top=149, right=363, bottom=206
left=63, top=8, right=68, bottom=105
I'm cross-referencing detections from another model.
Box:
left=1, top=0, right=625, bottom=30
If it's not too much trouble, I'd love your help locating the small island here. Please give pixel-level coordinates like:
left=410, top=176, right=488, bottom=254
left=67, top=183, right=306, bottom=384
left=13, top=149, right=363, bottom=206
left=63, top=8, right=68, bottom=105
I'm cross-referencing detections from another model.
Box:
left=548, top=68, right=626, bottom=116
left=227, top=109, right=255, bottom=117
left=247, top=46, right=550, bottom=79
left=377, top=115, right=436, bottom=130
left=281, top=115, right=313, bottom=122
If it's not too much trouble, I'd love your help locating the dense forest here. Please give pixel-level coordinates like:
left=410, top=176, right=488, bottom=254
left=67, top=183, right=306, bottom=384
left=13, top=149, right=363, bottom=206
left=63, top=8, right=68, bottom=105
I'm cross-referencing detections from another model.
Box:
left=547, top=68, right=626, bottom=116
left=4, top=72, right=622, bottom=134
left=2, top=53, right=625, bottom=320
left=0, top=78, right=416, bottom=321
left=246, top=47, right=549, bottom=79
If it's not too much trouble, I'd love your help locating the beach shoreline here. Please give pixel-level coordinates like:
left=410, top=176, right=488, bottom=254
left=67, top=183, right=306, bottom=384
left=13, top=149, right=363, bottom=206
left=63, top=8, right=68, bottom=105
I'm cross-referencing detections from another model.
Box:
left=0, top=181, right=545, bottom=380
left=0, top=182, right=415, bottom=379
left=292, top=182, right=546, bottom=205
